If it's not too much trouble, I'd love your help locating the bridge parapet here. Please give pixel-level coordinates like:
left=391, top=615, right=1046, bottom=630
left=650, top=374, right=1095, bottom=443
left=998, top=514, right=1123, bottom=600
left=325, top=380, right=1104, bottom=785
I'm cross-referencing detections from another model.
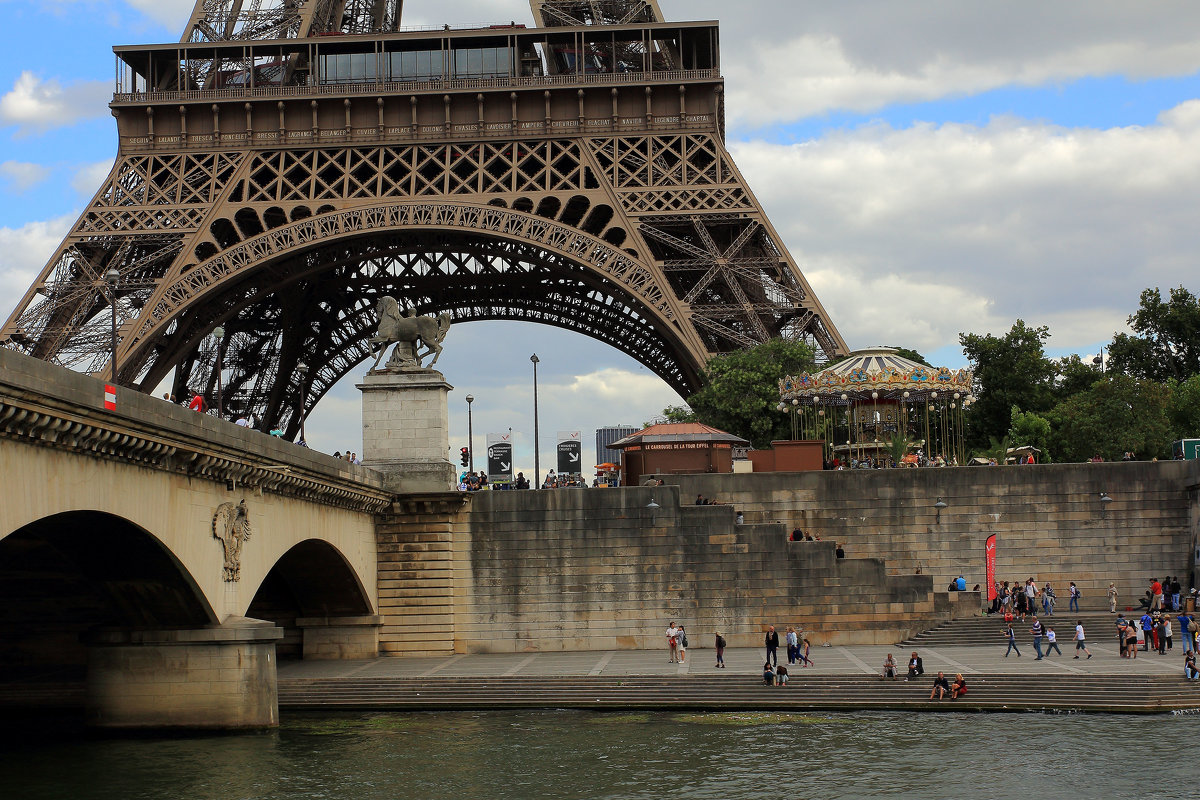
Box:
left=0, top=348, right=393, bottom=514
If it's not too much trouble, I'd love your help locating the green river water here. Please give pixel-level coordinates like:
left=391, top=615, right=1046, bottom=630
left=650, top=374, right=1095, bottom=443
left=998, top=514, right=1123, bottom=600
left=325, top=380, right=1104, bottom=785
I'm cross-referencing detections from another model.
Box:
left=2, top=710, right=1197, bottom=799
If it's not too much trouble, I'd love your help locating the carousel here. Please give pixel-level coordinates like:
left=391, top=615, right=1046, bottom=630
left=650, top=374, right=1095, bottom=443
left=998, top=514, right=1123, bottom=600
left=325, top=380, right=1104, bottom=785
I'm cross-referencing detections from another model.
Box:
left=778, top=346, right=974, bottom=467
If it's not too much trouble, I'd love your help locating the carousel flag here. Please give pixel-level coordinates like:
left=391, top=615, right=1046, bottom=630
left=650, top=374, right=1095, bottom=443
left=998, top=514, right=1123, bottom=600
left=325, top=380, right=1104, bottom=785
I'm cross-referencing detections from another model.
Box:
left=556, top=430, right=582, bottom=475
left=486, top=433, right=514, bottom=485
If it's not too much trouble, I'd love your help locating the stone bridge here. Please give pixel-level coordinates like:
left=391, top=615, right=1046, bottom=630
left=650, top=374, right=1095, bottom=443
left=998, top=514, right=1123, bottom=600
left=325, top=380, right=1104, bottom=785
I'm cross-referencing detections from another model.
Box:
left=4, top=349, right=1195, bottom=731
left=0, top=348, right=392, bottom=728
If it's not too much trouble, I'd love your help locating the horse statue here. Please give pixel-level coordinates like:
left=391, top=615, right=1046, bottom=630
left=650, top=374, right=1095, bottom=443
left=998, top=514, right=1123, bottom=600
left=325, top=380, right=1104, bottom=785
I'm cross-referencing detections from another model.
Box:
left=369, top=296, right=452, bottom=371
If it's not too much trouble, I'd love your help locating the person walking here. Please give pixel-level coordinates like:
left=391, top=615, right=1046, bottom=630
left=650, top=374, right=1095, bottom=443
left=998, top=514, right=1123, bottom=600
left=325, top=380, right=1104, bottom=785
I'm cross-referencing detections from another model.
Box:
left=1068, top=582, right=1080, bottom=613
left=1108, top=582, right=1119, bottom=614
left=714, top=631, right=726, bottom=668
left=1030, top=615, right=1045, bottom=660
left=666, top=621, right=679, bottom=663
left=1004, top=623, right=1021, bottom=657
left=1044, top=625, right=1063, bottom=656
left=1073, top=620, right=1093, bottom=659
left=764, top=625, right=779, bottom=667
left=785, top=626, right=799, bottom=665
left=799, top=637, right=813, bottom=667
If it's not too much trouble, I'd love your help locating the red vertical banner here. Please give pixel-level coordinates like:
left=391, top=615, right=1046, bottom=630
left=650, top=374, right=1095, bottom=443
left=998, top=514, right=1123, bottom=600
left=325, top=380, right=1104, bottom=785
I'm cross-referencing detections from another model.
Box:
left=103, top=384, right=117, bottom=411
left=985, top=534, right=997, bottom=601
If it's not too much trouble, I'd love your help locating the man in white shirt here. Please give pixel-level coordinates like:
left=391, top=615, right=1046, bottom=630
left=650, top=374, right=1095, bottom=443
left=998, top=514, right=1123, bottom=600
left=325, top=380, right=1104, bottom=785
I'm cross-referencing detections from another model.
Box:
left=666, top=622, right=679, bottom=663
left=1073, top=621, right=1092, bottom=659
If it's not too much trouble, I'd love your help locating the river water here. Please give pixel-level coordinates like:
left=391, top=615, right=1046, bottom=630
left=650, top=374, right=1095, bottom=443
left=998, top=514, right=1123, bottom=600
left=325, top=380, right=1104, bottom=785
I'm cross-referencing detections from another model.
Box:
left=3, top=710, right=1198, bottom=799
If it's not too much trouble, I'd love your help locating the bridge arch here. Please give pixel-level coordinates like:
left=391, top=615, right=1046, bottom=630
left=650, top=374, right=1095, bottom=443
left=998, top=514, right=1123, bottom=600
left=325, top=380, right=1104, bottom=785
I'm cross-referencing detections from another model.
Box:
left=125, top=202, right=708, bottom=434
left=247, top=539, right=374, bottom=657
left=0, top=511, right=215, bottom=677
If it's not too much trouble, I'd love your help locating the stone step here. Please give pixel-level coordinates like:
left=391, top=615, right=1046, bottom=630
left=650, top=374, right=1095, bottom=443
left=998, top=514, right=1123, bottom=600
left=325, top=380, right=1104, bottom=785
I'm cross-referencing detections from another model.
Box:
left=278, top=674, right=1200, bottom=713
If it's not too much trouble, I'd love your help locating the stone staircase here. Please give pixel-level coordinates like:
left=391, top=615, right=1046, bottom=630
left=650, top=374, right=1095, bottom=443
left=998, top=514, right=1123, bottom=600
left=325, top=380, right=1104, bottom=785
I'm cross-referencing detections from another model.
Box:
left=901, top=611, right=1121, bottom=647
left=278, top=673, right=1200, bottom=714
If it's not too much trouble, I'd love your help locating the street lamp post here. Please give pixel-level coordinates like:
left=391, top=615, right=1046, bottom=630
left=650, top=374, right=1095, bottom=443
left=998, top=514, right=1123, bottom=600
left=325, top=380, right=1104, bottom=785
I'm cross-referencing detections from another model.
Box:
left=104, top=268, right=119, bottom=384
left=296, top=361, right=309, bottom=442
left=531, top=354, right=540, bottom=488
left=465, top=394, right=475, bottom=472
left=213, top=325, right=225, bottom=419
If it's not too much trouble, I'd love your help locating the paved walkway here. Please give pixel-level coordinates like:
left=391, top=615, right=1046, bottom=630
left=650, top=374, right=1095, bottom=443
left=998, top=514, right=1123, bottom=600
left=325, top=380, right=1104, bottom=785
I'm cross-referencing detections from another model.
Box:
left=280, top=641, right=1194, bottom=680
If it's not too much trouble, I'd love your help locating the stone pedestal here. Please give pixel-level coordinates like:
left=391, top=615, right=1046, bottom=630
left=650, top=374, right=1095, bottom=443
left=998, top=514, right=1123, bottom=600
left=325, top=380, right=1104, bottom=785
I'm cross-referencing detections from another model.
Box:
left=83, top=617, right=282, bottom=729
left=358, top=369, right=457, bottom=492
left=296, top=614, right=382, bottom=659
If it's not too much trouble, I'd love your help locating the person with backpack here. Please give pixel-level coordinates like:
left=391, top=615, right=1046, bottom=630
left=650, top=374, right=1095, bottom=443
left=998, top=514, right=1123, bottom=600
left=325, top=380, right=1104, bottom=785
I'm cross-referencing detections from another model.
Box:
left=714, top=631, right=726, bottom=668
left=1178, top=612, right=1196, bottom=654
left=677, top=625, right=688, bottom=663
left=1068, top=582, right=1080, bottom=613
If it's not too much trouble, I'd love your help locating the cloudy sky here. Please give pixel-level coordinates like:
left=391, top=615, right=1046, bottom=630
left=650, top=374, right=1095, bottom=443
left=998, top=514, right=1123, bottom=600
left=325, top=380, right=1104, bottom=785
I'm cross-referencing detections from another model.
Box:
left=3, top=1, right=1200, bottom=475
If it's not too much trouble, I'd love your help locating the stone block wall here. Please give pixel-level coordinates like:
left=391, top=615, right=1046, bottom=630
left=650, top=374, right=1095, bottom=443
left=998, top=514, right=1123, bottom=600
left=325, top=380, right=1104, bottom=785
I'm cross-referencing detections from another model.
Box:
left=665, top=460, right=1199, bottom=611
left=375, top=496, right=465, bottom=656
left=443, top=486, right=945, bottom=652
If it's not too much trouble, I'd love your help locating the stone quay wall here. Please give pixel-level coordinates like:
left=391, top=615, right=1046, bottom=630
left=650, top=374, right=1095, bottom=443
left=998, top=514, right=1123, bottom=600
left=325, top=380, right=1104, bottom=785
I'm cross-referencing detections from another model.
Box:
left=665, top=460, right=1200, bottom=612
left=391, top=486, right=955, bottom=653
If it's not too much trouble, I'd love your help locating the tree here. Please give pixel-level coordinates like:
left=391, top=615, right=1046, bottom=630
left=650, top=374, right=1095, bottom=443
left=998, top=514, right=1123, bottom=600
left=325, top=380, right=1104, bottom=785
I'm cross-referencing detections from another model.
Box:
left=1107, top=286, right=1200, bottom=382
left=1054, top=354, right=1102, bottom=403
left=1046, top=374, right=1173, bottom=462
left=655, top=404, right=697, bottom=425
left=887, top=346, right=931, bottom=367
left=684, top=338, right=817, bottom=449
left=1007, top=406, right=1053, bottom=463
left=1166, top=375, right=1200, bottom=440
left=959, top=320, right=1058, bottom=450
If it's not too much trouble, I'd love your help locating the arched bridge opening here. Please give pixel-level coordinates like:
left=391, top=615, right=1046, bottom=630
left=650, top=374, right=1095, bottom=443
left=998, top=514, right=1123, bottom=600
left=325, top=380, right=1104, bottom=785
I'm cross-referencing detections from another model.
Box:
left=247, top=539, right=373, bottom=658
left=0, top=512, right=214, bottom=700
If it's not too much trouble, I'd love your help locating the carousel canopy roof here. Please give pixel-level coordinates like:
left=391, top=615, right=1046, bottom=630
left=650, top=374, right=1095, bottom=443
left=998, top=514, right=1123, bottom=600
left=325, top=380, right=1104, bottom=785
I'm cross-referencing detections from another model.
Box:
left=608, top=422, right=750, bottom=450
left=779, top=346, right=973, bottom=401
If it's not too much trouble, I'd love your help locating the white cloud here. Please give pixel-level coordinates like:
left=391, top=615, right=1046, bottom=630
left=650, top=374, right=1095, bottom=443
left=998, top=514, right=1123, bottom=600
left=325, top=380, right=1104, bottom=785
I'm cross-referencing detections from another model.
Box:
left=71, top=159, right=115, bottom=199
left=659, top=0, right=1200, bottom=126
left=0, top=72, right=110, bottom=134
left=731, top=99, right=1200, bottom=353
left=122, top=0, right=195, bottom=29
left=0, top=214, right=76, bottom=323
left=0, top=161, right=51, bottom=193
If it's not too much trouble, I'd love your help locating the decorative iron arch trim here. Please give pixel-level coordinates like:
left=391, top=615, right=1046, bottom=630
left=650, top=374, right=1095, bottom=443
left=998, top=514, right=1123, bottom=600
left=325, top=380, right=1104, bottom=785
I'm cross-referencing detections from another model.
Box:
left=123, top=201, right=704, bottom=371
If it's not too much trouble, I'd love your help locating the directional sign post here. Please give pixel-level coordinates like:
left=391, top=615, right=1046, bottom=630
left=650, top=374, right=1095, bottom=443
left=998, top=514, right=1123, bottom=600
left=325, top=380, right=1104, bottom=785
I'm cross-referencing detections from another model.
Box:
left=486, top=433, right=514, bottom=485
left=556, top=430, right=582, bottom=475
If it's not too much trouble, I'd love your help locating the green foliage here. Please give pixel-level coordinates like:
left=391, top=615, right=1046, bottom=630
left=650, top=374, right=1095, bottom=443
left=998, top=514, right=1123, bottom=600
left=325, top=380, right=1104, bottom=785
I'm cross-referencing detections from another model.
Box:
left=684, top=338, right=817, bottom=449
left=1107, top=286, right=1200, bottom=382
left=1166, top=375, right=1200, bottom=440
left=974, top=434, right=1011, bottom=463
left=1045, top=374, right=1173, bottom=462
left=1007, top=406, right=1053, bottom=463
left=1054, top=354, right=1103, bottom=402
left=887, top=346, right=932, bottom=367
left=884, top=433, right=911, bottom=465
left=659, top=405, right=697, bottom=424
left=959, top=320, right=1057, bottom=450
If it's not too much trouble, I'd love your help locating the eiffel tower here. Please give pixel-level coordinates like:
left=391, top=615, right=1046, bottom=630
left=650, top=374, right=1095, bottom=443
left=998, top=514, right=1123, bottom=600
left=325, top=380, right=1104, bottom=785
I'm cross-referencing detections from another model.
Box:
left=1, top=0, right=847, bottom=434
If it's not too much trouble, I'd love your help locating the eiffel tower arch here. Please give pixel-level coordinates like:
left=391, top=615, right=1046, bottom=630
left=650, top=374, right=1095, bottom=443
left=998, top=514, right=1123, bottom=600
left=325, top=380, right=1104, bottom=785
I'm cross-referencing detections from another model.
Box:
left=1, top=0, right=847, bottom=435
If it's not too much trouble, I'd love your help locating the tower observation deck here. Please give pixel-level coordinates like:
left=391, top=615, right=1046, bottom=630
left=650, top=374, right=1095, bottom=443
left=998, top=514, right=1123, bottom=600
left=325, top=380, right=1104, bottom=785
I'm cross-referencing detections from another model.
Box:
left=2, top=0, right=847, bottom=436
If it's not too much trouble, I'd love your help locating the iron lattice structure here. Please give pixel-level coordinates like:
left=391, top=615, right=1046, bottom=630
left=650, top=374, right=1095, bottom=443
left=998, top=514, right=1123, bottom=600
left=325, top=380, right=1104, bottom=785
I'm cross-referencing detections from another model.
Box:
left=1, top=0, right=847, bottom=436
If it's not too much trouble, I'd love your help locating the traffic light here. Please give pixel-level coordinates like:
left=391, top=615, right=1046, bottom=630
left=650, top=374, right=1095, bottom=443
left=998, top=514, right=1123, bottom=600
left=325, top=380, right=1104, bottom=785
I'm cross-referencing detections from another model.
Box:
left=460, top=447, right=470, bottom=467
